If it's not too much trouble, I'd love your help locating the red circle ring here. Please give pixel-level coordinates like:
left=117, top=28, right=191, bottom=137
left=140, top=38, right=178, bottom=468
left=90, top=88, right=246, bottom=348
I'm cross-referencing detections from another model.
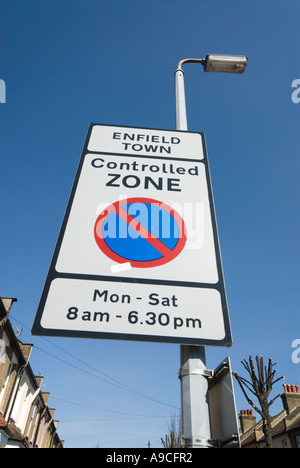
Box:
left=94, top=197, right=187, bottom=268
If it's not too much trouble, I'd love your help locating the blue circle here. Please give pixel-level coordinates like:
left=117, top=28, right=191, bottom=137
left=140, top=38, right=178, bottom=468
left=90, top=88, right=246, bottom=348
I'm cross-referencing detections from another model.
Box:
left=102, top=201, right=180, bottom=263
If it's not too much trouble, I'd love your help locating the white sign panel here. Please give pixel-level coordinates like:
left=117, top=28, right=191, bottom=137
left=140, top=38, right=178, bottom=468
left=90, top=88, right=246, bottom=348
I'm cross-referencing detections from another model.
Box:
left=32, top=124, right=232, bottom=346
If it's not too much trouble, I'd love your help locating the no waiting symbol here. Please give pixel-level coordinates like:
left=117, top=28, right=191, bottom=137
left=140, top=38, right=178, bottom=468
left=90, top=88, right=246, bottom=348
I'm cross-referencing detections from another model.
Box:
left=94, top=197, right=187, bottom=268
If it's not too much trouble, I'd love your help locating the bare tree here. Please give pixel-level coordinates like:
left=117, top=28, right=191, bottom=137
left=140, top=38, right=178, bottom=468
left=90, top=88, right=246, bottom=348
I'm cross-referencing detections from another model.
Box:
left=233, top=356, right=284, bottom=448
left=161, top=412, right=183, bottom=448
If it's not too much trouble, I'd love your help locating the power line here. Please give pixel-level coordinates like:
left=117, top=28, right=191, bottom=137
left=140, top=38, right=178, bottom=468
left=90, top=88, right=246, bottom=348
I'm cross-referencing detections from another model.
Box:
left=50, top=394, right=170, bottom=418
left=34, top=343, right=178, bottom=409
left=60, top=418, right=166, bottom=422
left=10, top=316, right=179, bottom=410
left=51, top=395, right=173, bottom=422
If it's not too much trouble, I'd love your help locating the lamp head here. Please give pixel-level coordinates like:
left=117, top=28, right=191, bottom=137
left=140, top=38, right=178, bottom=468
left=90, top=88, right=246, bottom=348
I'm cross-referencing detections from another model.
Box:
left=203, top=54, right=247, bottom=74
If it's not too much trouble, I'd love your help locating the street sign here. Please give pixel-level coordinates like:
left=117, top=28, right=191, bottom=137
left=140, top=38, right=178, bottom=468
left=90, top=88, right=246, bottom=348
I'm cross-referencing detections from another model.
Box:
left=32, top=123, right=232, bottom=346
left=208, top=357, right=241, bottom=448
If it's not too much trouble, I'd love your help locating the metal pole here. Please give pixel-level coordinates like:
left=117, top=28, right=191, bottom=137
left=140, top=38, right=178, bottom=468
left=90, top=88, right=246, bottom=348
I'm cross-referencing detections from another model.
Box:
left=175, top=66, right=212, bottom=449
left=175, top=67, right=188, bottom=130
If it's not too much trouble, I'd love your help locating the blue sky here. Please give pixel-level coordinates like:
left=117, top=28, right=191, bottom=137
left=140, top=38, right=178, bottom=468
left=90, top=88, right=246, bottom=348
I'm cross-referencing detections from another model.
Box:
left=1, top=0, right=299, bottom=448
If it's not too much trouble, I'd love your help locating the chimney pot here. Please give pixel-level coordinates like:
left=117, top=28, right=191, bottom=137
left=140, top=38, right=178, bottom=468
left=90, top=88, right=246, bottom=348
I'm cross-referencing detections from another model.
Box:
left=239, top=408, right=256, bottom=433
left=281, top=383, right=300, bottom=414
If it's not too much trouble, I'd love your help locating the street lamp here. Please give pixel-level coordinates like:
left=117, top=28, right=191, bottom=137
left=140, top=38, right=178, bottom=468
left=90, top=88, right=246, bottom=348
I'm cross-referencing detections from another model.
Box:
left=178, top=54, right=247, bottom=73
left=175, top=54, right=247, bottom=449
left=175, top=54, right=247, bottom=130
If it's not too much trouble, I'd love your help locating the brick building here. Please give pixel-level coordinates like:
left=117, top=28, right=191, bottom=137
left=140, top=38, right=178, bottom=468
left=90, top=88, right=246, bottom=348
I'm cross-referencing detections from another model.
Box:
left=239, top=384, right=300, bottom=448
left=0, top=297, right=64, bottom=448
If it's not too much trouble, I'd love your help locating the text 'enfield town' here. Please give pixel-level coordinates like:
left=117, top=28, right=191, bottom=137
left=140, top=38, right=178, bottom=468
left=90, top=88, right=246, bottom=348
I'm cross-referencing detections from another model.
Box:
left=112, top=131, right=181, bottom=154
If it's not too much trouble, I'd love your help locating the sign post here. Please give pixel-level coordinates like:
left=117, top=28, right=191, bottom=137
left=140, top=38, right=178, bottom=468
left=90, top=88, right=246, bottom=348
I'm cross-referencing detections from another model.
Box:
left=175, top=66, right=212, bottom=448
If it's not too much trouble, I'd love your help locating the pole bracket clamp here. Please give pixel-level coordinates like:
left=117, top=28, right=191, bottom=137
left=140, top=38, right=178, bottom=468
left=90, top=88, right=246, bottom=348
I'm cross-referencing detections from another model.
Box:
left=182, top=437, right=220, bottom=448
left=178, top=368, right=214, bottom=379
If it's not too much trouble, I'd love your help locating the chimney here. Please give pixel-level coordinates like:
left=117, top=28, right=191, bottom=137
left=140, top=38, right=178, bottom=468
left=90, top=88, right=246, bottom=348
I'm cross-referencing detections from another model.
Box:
left=281, top=384, right=300, bottom=414
left=239, top=409, right=256, bottom=433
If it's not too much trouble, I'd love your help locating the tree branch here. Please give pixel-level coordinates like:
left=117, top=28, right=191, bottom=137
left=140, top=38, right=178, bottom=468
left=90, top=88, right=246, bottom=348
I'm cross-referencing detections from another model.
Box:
left=233, top=372, right=263, bottom=417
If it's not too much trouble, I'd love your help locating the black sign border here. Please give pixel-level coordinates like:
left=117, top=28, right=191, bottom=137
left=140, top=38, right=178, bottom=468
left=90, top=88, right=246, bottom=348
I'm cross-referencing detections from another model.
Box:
left=32, top=123, right=232, bottom=347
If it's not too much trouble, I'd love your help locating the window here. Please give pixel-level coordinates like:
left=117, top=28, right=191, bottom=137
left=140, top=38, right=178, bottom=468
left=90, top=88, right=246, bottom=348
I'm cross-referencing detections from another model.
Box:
left=0, top=363, right=13, bottom=410
left=26, top=401, right=37, bottom=438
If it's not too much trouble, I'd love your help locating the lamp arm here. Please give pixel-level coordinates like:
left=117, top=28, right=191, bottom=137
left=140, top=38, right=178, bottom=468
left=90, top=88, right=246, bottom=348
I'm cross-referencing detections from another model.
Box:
left=177, top=58, right=205, bottom=70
